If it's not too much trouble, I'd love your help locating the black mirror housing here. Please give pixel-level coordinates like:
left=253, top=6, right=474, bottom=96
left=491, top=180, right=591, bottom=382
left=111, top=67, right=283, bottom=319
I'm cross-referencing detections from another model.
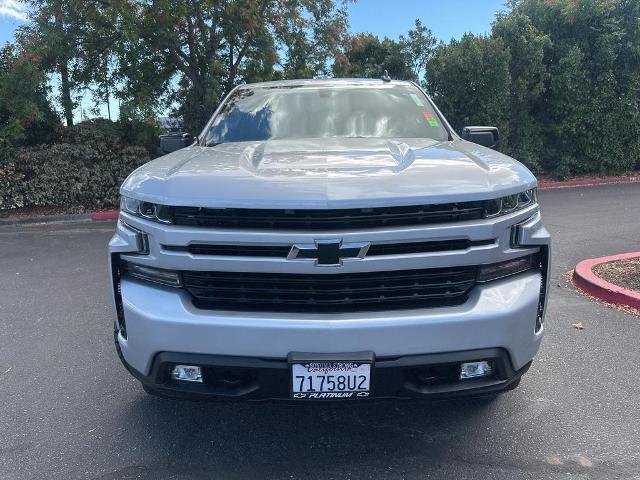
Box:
left=159, top=132, right=192, bottom=154
left=461, top=126, right=500, bottom=149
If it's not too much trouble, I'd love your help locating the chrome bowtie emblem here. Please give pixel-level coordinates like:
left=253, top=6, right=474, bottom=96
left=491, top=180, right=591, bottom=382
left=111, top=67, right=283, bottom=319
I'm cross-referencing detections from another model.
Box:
left=287, top=239, right=370, bottom=266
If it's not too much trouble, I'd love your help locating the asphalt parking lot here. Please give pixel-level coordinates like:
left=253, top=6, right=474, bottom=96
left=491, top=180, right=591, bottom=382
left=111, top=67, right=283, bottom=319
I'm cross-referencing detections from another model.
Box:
left=1, top=183, right=639, bottom=480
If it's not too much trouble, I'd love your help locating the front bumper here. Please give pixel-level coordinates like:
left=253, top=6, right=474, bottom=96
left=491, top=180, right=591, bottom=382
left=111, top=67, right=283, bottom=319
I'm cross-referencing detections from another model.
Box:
left=113, top=270, right=543, bottom=399
left=108, top=203, right=550, bottom=400
left=117, top=341, right=531, bottom=400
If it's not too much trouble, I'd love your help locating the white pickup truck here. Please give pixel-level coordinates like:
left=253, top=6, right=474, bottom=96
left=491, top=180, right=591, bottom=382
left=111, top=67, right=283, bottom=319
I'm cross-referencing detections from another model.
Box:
left=109, top=78, right=550, bottom=400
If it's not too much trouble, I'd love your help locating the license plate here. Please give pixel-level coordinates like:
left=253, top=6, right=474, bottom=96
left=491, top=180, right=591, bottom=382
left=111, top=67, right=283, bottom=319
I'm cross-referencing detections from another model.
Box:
left=290, top=361, right=371, bottom=399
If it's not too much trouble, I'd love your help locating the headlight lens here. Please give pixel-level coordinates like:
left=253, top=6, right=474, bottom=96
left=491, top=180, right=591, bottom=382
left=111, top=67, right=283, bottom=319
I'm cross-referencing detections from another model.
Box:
left=120, top=197, right=173, bottom=224
left=484, top=188, right=537, bottom=218
left=477, top=254, right=538, bottom=282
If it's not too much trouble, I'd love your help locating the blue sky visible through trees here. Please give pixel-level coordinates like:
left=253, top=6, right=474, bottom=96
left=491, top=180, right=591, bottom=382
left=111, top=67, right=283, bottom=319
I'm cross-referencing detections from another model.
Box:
left=0, top=0, right=505, bottom=122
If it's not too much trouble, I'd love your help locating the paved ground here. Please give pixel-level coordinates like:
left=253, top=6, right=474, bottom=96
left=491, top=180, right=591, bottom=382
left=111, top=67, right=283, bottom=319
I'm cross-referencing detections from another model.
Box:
left=1, top=184, right=639, bottom=480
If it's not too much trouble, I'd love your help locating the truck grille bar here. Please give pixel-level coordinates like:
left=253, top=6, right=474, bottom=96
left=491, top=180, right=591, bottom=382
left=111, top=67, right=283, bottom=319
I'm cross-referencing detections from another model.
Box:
left=164, top=239, right=494, bottom=258
left=171, top=202, right=485, bottom=230
left=181, top=266, right=478, bottom=313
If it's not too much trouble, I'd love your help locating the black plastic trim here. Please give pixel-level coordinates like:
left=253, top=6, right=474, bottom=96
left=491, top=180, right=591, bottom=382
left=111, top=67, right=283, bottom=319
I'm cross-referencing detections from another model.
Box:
left=115, top=343, right=530, bottom=401
left=163, top=238, right=495, bottom=258
left=110, top=254, right=127, bottom=338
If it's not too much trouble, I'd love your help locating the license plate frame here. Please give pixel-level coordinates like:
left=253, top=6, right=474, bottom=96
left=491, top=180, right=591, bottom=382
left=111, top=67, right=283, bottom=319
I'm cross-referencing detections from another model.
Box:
left=288, top=352, right=374, bottom=400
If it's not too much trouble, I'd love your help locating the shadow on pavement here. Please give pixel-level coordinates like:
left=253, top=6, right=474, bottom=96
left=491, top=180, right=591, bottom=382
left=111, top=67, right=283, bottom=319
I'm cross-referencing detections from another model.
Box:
left=92, top=394, right=515, bottom=479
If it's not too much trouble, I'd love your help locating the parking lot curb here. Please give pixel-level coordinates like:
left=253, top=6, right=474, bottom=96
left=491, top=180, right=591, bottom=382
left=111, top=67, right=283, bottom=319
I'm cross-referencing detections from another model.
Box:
left=538, top=175, right=640, bottom=189
left=573, top=252, right=640, bottom=310
left=0, top=213, right=92, bottom=226
left=91, top=210, right=119, bottom=221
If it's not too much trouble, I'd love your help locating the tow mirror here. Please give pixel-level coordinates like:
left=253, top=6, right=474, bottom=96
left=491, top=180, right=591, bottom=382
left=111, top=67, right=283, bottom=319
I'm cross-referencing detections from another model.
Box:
left=159, top=132, right=192, bottom=154
left=461, top=126, right=499, bottom=149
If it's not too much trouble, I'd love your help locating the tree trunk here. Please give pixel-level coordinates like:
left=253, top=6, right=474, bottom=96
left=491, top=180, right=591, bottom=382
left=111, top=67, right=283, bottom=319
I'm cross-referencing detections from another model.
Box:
left=54, top=2, right=73, bottom=126
left=59, top=61, right=74, bottom=126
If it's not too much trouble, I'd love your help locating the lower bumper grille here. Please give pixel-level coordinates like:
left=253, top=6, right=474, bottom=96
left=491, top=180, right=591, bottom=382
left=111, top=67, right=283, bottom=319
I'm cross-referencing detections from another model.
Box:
left=182, top=266, right=478, bottom=313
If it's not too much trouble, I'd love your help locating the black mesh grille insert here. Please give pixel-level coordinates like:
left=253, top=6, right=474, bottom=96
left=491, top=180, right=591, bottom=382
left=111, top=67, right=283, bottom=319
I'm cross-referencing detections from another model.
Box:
left=182, top=266, right=478, bottom=313
left=171, top=202, right=485, bottom=230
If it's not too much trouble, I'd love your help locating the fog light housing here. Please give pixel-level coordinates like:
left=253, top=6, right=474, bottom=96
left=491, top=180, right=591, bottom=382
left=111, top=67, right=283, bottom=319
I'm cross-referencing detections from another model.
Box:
left=460, top=361, right=493, bottom=380
left=171, top=365, right=203, bottom=383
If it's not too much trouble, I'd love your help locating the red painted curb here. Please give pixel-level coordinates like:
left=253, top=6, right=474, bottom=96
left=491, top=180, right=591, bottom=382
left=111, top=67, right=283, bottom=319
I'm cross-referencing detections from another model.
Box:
left=538, top=175, right=640, bottom=190
left=92, top=210, right=119, bottom=221
left=573, top=252, right=640, bottom=310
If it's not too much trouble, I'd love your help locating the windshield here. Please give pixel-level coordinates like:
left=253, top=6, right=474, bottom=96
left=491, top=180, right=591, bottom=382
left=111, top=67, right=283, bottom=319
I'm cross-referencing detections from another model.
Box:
left=204, top=84, right=449, bottom=145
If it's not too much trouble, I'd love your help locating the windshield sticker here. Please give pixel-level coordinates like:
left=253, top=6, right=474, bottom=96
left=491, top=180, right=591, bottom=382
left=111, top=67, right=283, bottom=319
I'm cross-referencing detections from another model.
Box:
left=410, top=93, right=424, bottom=106
left=422, top=112, right=439, bottom=126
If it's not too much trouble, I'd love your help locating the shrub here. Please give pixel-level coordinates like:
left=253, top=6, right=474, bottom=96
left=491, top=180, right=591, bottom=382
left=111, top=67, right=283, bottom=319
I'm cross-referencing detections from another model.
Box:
left=0, top=120, right=150, bottom=211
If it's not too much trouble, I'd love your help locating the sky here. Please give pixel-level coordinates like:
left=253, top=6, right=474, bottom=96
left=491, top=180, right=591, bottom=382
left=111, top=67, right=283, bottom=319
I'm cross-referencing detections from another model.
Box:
left=0, top=0, right=506, bottom=121
left=347, top=0, right=507, bottom=42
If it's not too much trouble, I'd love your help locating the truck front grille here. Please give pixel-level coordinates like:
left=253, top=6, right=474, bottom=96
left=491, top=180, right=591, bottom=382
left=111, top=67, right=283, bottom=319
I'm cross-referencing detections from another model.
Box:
left=172, top=202, right=485, bottom=230
left=181, top=266, right=478, bottom=313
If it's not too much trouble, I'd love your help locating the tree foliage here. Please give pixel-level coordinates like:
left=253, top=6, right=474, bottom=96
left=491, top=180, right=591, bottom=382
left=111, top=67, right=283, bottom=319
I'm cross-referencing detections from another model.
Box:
left=425, top=34, right=511, bottom=142
left=424, top=0, right=640, bottom=176
left=0, top=44, right=58, bottom=165
left=333, top=19, right=436, bottom=82
left=18, top=0, right=85, bottom=126
left=333, top=33, right=414, bottom=80
left=5, top=0, right=640, bottom=187
left=71, top=0, right=350, bottom=133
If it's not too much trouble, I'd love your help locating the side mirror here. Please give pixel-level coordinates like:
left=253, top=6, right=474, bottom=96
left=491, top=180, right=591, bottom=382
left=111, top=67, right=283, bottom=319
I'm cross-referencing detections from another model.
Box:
left=159, top=132, right=192, bottom=154
left=461, top=126, right=499, bottom=149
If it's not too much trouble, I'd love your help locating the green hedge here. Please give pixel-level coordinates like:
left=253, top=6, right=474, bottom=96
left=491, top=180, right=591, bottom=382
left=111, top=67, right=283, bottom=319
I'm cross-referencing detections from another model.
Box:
left=424, top=2, right=640, bottom=178
left=0, top=119, right=151, bottom=211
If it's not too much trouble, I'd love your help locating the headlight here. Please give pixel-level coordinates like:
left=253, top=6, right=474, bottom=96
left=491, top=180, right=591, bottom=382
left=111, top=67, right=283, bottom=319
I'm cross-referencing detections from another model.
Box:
left=477, top=254, right=539, bottom=282
left=120, top=197, right=173, bottom=224
left=484, top=188, right=537, bottom=218
left=123, top=261, right=182, bottom=287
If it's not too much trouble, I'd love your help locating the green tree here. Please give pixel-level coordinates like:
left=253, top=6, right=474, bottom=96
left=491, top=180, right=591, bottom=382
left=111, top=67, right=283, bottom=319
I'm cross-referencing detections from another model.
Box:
left=89, top=0, right=350, bottom=133
left=333, top=33, right=413, bottom=80
left=425, top=34, right=511, bottom=143
left=0, top=44, right=59, bottom=163
left=512, top=0, right=640, bottom=176
left=491, top=11, right=550, bottom=171
left=399, top=19, right=437, bottom=82
left=18, top=0, right=84, bottom=126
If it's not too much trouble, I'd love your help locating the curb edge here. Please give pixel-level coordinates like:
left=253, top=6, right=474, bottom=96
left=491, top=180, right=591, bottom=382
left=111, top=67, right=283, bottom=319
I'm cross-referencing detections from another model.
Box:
left=91, top=210, right=119, bottom=221
left=538, top=175, right=640, bottom=189
left=573, top=252, right=640, bottom=310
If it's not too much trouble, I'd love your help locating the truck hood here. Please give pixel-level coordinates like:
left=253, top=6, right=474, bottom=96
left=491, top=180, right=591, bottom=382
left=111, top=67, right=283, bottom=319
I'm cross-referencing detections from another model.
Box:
left=121, top=138, right=537, bottom=208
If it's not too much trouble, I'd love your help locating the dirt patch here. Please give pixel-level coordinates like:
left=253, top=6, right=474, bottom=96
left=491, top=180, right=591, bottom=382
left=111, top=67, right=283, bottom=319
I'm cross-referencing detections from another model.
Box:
left=592, top=257, right=640, bottom=292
